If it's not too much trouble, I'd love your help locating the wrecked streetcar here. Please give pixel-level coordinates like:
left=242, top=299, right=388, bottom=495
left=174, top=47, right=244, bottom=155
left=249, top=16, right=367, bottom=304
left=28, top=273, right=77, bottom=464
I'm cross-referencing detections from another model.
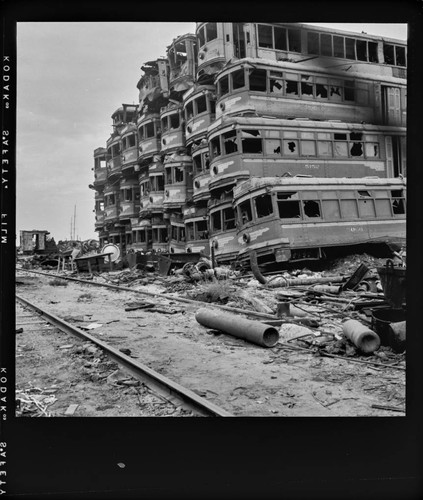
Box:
left=90, top=22, right=406, bottom=267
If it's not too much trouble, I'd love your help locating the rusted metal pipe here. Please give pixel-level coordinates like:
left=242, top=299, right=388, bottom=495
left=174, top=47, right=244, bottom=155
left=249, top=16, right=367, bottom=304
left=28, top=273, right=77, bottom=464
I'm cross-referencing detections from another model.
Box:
left=249, top=250, right=267, bottom=284
left=195, top=308, right=279, bottom=347
left=342, top=319, right=380, bottom=354
left=266, top=275, right=345, bottom=288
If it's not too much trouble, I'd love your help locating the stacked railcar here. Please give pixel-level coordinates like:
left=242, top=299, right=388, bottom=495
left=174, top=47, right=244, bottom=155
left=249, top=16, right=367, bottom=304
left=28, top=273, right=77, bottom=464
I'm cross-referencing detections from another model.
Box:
left=91, top=22, right=406, bottom=264
left=233, top=176, right=406, bottom=265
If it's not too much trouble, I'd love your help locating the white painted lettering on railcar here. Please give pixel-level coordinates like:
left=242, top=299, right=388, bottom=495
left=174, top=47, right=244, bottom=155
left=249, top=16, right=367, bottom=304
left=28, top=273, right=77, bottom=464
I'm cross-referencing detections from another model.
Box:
left=218, top=235, right=235, bottom=246
left=223, top=96, right=242, bottom=109
left=192, top=119, right=205, bottom=132
left=165, top=134, right=178, bottom=144
left=213, top=160, right=234, bottom=174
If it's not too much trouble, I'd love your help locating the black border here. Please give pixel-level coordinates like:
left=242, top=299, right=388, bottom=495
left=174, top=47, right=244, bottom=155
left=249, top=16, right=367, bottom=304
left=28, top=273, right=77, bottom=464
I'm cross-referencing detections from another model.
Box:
left=1, top=0, right=422, bottom=498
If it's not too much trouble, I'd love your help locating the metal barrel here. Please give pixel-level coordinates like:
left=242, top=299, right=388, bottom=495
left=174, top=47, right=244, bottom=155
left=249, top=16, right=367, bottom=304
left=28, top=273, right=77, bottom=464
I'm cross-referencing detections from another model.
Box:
left=195, top=308, right=279, bottom=348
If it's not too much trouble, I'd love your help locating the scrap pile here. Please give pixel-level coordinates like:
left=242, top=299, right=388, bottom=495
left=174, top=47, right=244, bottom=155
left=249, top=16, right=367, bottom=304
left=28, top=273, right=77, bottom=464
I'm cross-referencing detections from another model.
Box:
left=191, top=252, right=406, bottom=368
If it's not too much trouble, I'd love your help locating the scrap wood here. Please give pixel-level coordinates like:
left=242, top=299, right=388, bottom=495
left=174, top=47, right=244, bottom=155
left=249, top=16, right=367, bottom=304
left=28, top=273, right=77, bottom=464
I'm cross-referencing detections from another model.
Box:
left=278, top=343, right=406, bottom=371
left=371, top=404, right=405, bottom=413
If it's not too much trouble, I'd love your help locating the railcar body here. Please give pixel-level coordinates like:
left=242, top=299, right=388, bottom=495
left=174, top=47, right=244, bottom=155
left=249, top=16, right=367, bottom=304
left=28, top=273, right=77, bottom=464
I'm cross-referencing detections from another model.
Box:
left=160, top=104, right=186, bottom=154
left=183, top=85, right=217, bottom=146
left=207, top=115, right=406, bottom=191
left=214, top=58, right=406, bottom=127
left=233, top=176, right=406, bottom=265
left=184, top=206, right=209, bottom=254
left=196, top=22, right=407, bottom=79
left=208, top=195, right=239, bottom=264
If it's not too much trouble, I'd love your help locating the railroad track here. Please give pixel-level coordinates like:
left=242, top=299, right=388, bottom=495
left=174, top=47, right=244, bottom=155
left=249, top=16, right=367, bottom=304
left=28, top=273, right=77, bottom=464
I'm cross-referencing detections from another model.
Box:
left=16, top=294, right=232, bottom=417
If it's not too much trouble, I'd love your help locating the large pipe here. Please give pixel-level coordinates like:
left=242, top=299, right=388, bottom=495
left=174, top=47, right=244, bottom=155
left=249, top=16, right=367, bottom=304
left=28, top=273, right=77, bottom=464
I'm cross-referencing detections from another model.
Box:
left=195, top=308, right=279, bottom=348
left=342, top=319, right=380, bottom=354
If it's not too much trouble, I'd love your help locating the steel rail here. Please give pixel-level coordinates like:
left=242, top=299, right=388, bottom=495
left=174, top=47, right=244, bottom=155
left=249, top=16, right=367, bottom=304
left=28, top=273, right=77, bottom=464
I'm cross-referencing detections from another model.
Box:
left=16, top=294, right=233, bottom=417
left=18, top=269, right=280, bottom=320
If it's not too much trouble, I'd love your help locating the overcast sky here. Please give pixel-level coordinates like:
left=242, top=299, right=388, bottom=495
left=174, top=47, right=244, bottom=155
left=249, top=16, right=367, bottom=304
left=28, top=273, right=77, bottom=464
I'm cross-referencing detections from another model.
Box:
left=16, top=22, right=407, bottom=244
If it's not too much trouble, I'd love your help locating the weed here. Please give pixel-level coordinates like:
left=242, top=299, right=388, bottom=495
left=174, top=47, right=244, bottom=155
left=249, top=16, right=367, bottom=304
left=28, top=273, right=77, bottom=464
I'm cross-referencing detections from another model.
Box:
left=190, top=281, right=235, bottom=304
left=48, top=278, right=68, bottom=287
left=77, top=293, right=93, bottom=302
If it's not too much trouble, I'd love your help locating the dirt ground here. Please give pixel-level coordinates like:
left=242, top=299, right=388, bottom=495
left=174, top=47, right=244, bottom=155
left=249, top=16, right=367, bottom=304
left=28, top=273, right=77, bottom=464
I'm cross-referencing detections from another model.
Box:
left=15, top=254, right=406, bottom=417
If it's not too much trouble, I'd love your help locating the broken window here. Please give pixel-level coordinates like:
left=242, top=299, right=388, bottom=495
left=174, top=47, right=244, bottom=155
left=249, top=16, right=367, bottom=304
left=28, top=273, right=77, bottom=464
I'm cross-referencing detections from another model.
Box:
left=204, top=153, right=210, bottom=170
left=165, top=167, right=172, bottom=185
left=170, top=113, right=180, bottom=129
left=205, top=22, right=217, bottom=42
left=302, top=140, right=316, bottom=156
left=219, top=75, right=229, bottom=96
left=171, top=225, right=178, bottom=240
left=196, top=95, right=207, bottom=114
left=368, top=42, right=378, bottom=62
left=277, top=192, right=301, bottom=218
left=258, top=24, right=273, bottom=48
left=396, top=46, right=406, bottom=67
left=232, top=69, right=245, bottom=90
left=160, top=228, right=168, bottom=242
left=333, top=36, right=345, bottom=58
left=255, top=194, right=273, bottom=218
left=307, top=32, right=319, bottom=55
left=274, top=27, right=287, bottom=50
left=186, top=101, right=194, bottom=120
left=186, top=222, right=195, bottom=240
left=174, top=166, right=184, bottom=183
left=211, top=211, right=222, bottom=232
left=283, top=139, right=298, bottom=155
left=358, top=190, right=371, bottom=197
left=223, top=130, right=238, bottom=155
left=383, top=44, right=395, bottom=65
left=161, top=117, right=169, bottom=132
left=138, top=127, right=144, bottom=140
left=269, top=72, right=284, bottom=94
left=330, top=84, right=342, bottom=101
left=303, top=200, right=321, bottom=218
left=317, top=141, right=332, bottom=156
left=316, top=80, right=328, bottom=98
left=241, top=129, right=263, bottom=154
left=198, top=27, right=205, bottom=47
left=210, top=136, right=221, bottom=158
left=344, top=81, right=355, bottom=101
left=320, top=34, right=332, bottom=56
left=265, top=139, right=281, bottom=155
left=288, top=29, right=301, bottom=52
left=345, top=38, right=355, bottom=59
left=196, top=220, right=208, bottom=239
left=301, top=75, right=313, bottom=97
left=249, top=68, right=267, bottom=92
left=123, top=189, right=133, bottom=201
left=193, top=154, right=202, bottom=174
left=350, top=142, right=363, bottom=157
left=286, top=74, right=298, bottom=96
left=145, top=122, right=155, bottom=138
left=239, top=200, right=253, bottom=224
left=365, top=143, right=379, bottom=157
left=223, top=207, right=236, bottom=230
left=391, top=190, right=406, bottom=214
left=356, top=40, right=367, bottom=61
